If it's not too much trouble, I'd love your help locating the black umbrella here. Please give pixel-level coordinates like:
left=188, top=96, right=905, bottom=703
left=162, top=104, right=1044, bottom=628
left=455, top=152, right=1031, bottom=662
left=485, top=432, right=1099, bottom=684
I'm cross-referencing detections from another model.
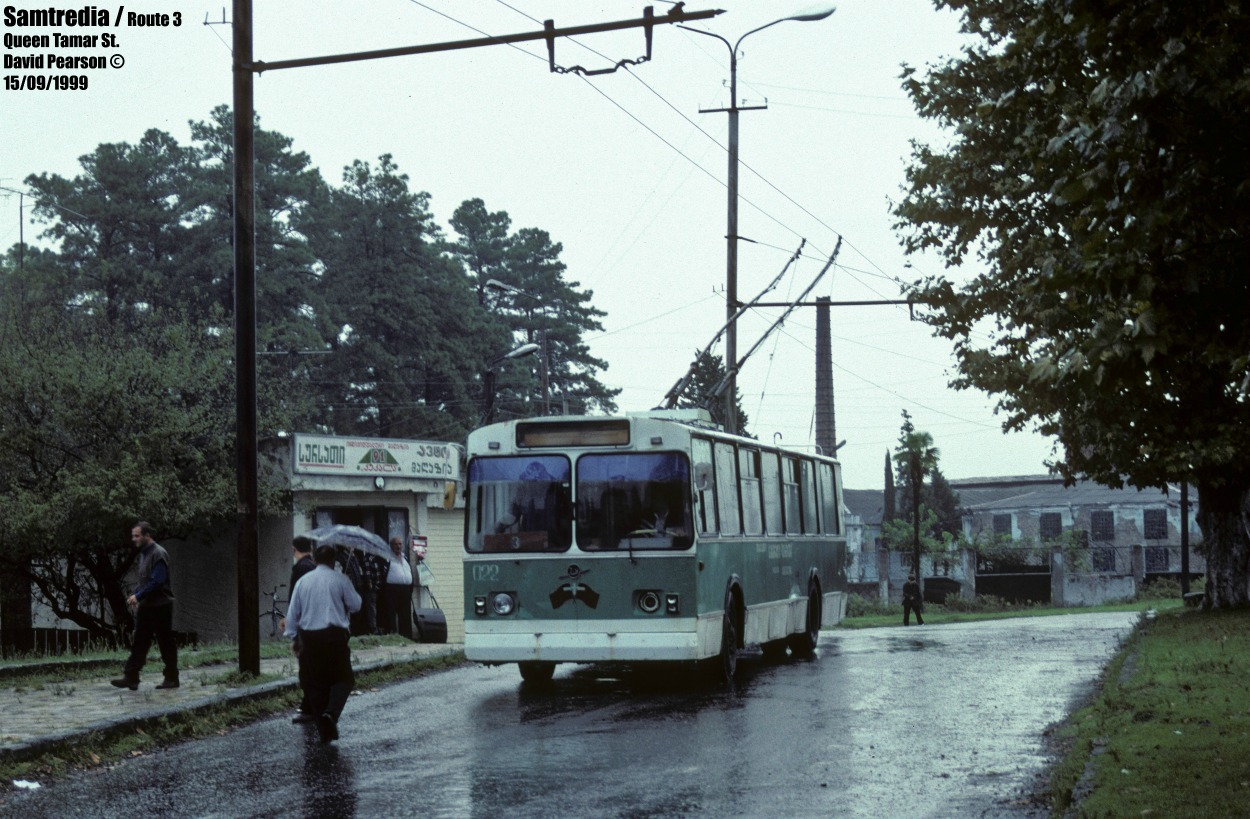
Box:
left=303, top=524, right=396, bottom=563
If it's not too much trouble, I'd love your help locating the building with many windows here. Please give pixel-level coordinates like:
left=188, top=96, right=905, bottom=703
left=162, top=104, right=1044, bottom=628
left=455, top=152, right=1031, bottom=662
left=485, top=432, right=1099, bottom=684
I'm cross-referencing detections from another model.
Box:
left=954, top=475, right=1204, bottom=585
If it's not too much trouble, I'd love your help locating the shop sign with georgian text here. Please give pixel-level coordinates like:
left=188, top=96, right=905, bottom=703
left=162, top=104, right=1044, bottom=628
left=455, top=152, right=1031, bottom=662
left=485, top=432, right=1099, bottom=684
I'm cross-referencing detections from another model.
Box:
left=293, top=434, right=460, bottom=480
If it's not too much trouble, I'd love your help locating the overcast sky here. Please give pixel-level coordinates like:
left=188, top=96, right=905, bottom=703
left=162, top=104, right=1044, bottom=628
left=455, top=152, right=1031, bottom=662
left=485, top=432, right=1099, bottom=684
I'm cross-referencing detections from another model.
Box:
left=2, top=0, right=1061, bottom=489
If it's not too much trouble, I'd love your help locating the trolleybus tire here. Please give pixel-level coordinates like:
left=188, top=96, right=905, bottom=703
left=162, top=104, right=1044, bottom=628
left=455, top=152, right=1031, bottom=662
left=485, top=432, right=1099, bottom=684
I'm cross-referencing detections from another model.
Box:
left=518, top=661, right=556, bottom=683
left=789, top=579, right=822, bottom=657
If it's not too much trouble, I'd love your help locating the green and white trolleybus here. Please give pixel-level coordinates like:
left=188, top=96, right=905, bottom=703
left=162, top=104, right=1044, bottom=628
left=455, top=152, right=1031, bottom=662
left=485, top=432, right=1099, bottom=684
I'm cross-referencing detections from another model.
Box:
left=463, top=409, right=848, bottom=682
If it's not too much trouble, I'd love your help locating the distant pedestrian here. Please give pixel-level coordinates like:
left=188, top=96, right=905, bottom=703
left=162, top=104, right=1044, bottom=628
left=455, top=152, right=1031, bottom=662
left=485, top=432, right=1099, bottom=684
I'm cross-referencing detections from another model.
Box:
left=111, top=521, right=179, bottom=690
left=284, top=545, right=362, bottom=743
left=903, top=573, right=925, bottom=626
left=357, top=548, right=388, bottom=636
left=289, top=536, right=317, bottom=592
left=380, top=536, right=414, bottom=639
left=285, top=536, right=317, bottom=724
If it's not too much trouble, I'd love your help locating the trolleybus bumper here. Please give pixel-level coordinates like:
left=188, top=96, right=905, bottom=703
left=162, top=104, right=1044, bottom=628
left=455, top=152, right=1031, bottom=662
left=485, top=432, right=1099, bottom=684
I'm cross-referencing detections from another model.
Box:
left=465, top=622, right=701, bottom=663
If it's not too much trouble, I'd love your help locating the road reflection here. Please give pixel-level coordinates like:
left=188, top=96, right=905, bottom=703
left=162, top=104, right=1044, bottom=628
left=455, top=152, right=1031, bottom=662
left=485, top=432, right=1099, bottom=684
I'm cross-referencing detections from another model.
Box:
left=299, top=731, right=357, bottom=819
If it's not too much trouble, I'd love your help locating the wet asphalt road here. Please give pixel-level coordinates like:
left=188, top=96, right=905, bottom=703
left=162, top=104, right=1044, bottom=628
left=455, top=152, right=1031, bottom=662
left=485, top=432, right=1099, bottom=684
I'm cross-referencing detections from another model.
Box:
left=5, top=612, right=1139, bottom=818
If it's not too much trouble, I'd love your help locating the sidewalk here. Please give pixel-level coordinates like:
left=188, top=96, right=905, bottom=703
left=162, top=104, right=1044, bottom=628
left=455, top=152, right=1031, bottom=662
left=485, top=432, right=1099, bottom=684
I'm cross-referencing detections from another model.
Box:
left=0, top=640, right=462, bottom=762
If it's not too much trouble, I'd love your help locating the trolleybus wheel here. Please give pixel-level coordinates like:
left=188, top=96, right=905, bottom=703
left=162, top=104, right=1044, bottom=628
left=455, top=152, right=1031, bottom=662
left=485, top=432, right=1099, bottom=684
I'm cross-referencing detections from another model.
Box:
left=789, top=579, right=822, bottom=657
left=518, top=661, right=555, bottom=683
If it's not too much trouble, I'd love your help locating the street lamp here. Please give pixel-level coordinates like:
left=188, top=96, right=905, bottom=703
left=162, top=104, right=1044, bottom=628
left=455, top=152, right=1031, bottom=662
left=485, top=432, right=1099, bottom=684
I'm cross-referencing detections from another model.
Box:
left=484, top=279, right=552, bottom=415
left=679, top=5, right=836, bottom=435
left=483, top=342, right=540, bottom=424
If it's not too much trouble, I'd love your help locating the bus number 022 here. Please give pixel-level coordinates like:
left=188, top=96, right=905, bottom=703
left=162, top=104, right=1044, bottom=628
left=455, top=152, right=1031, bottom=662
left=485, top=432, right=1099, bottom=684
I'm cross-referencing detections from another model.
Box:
left=472, top=564, right=499, bottom=582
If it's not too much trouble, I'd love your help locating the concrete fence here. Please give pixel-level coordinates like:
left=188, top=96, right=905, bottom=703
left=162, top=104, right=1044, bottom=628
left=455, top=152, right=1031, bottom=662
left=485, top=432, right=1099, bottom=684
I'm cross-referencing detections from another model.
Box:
left=857, top=544, right=1150, bottom=607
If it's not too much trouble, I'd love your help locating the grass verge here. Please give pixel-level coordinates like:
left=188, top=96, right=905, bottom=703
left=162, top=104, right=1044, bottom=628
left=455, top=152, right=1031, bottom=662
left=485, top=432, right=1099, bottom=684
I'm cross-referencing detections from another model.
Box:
left=1046, top=607, right=1250, bottom=817
left=837, top=597, right=1184, bottom=630
left=0, top=651, right=465, bottom=787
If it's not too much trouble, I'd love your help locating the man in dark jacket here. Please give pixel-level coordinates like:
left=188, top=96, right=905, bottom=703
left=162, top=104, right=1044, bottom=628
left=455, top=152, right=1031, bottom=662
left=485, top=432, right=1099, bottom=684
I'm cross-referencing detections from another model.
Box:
left=111, top=521, right=179, bottom=690
left=902, top=573, right=925, bottom=626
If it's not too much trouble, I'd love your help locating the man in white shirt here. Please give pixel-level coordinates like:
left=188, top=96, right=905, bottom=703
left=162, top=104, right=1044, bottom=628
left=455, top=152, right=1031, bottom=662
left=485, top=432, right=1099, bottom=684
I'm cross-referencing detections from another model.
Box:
left=284, top=545, right=362, bottom=742
left=381, top=536, right=415, bottom=639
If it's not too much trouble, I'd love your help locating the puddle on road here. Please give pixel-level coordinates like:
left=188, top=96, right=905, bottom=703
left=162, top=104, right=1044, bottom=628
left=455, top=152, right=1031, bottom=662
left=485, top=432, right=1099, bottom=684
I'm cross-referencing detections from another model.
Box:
left=883, top=635, right=945, bottom=652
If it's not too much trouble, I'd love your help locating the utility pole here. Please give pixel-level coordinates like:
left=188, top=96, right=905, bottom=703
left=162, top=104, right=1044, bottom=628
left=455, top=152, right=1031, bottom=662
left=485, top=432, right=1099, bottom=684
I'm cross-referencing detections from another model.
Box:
left=232, top=0, right=259, bottom=676
left=230, top=6, right=722, bottom=673
left=679, top=7, right=835, bottom=435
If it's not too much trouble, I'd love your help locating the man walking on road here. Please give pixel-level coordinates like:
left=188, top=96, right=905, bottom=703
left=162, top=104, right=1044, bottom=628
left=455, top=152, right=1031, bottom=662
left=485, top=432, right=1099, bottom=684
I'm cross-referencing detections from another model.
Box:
left=902, top=573, right=925, bottom=626
left=111, top=521, right=179, bottom=690
left=284, top=544, right=362, bottom=743
left=284, top=536, right=317, bottom=723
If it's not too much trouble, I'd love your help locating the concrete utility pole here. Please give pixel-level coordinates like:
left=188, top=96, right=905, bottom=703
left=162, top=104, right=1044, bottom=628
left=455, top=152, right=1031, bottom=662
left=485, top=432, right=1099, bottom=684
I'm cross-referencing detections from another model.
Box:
left=679, top=6, right=835, bottom=435
left=230, top=5, right=722, bottom=674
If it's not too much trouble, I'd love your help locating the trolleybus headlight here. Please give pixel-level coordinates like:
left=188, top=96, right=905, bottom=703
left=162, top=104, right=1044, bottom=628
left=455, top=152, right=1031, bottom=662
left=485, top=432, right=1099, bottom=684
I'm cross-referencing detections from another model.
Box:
left=474, top=596, right=487, bottom=616
left=637, top=590, right=662, bottom=614
left=665, top=593, right=680, bottom=614
left=491, top=592, right=517, bottom=616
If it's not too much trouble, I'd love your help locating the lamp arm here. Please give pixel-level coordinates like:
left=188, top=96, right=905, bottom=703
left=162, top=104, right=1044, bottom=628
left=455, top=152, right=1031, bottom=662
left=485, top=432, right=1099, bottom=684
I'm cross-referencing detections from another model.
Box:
left=675, top=24, right=732, bottom=57
left=734, top=19, right=786, bottom=53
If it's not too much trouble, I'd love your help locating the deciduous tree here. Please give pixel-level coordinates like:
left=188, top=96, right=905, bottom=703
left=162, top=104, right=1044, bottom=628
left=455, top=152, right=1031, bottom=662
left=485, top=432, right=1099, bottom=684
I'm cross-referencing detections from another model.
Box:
left=894, top=1, right=1250, bottom=606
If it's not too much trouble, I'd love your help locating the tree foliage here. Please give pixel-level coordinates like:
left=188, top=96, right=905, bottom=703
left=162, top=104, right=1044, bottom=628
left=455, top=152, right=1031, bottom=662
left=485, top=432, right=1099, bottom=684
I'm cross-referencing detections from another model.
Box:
left=304, top=156, right=499, bottom=439
left=671, top=350, right=751, bottom=434
left=894, top=1, right=1250, bottom=606
left=0, top=282, right=240, bottom=642
left=883, top=450, right=897, bottom=523
left=892, top=411, right=942, bottom=574
left=448, top=198, right=620, bottom=420
left=3, top=108, right=620, bottom=640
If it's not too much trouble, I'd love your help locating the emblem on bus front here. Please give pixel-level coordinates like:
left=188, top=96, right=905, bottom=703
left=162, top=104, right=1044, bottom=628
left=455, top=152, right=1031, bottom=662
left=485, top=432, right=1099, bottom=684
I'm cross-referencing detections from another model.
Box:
left=550, top=565, right=599, bottom=609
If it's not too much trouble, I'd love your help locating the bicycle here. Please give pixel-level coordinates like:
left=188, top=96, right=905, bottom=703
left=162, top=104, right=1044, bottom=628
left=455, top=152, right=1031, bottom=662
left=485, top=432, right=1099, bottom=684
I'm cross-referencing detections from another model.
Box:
left=261, top=584, right=287, bottom=637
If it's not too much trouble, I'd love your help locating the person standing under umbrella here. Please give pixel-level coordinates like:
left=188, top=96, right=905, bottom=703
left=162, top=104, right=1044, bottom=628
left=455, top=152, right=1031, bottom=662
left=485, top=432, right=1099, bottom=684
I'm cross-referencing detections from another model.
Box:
left=284, top=545, right=361, bottom=743
left=380, top=536, right=415, bottom=639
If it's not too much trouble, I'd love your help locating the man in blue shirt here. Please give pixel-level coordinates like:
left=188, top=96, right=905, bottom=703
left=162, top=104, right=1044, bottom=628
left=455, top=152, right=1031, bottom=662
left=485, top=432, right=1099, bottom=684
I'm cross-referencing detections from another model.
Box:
left=284, top=544, right=362, bottom=742
left=285, top=536, right=318, bottom=723
left=111, top=521, right=179, bottom=690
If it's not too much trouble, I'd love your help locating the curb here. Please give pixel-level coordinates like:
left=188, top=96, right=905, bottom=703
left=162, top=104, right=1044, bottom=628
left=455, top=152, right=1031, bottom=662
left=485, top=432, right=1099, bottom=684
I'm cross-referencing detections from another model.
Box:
left=0, top=653, right=458, bottom=766
left=0, top=673, right=307, bottom=765
left=0, top=658, right=118, bottom=683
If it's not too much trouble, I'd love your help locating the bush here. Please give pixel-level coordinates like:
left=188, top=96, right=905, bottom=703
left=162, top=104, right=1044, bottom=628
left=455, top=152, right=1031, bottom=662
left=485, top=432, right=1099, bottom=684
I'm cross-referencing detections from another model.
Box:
left=934, top=594, right=1015, bottom=613
left=846, top=593, right=900, bottom=618
left=1137, top=576, right=1182, bottom=601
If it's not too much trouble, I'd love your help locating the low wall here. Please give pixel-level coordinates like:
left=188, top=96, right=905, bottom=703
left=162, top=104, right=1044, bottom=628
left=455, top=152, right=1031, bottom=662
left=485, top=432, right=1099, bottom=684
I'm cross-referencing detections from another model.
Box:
left=1062, top=575, right=1136, bottom=607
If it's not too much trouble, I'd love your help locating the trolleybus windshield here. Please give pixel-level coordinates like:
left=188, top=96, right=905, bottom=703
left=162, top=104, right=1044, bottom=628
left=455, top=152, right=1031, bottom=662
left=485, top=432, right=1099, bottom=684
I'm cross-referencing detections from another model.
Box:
left=576, top=452, right=693, bottom=551
left=467, top=455, right=571, bottom=553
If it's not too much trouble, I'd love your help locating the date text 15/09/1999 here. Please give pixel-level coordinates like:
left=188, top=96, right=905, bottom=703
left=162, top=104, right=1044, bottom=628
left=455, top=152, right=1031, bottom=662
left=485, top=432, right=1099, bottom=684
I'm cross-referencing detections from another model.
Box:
left=6, top=75, right=89, bottom=91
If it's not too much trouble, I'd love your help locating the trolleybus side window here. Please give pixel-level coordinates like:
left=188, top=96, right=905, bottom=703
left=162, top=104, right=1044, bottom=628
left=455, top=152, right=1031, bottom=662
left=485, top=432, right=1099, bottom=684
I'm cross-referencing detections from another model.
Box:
left=818, top=462, right=841, bottom=536
left=739, top=447, right=764, bottom=535
left=692, top=438, right=717, bottom=535
left=801, top=460, right=820, bottom=534
left=466, top=455, right=571, bottom=553
left=760, top=451, right=783, bottom=535
left=575, top=452, right=693, bottom=550
left=782, top=457, right=802, bottom=534
left=714, top=441, right=741, bottom=535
